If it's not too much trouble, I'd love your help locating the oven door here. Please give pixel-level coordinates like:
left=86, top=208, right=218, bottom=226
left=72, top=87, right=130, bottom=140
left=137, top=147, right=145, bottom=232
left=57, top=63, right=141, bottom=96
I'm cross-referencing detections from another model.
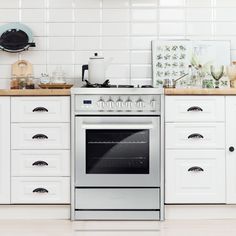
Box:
left=75, top=116, right=160, bottom=187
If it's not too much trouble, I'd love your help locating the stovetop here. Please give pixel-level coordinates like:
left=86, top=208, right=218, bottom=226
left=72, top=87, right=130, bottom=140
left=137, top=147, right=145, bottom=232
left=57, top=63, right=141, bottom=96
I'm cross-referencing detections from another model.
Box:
left=82, top=79, right=154, bottom=89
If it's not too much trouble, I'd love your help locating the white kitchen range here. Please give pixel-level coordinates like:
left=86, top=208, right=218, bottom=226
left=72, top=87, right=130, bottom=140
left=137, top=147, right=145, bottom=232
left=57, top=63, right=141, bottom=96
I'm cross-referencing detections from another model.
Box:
left=71, top=85, right=164, bottom=220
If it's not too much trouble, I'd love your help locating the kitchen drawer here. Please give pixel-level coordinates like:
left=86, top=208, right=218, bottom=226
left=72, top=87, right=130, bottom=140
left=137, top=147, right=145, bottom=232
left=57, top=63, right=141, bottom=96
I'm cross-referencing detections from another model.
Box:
left=165, top=150, right=225, bottom=203
left=11, top=97, right=70, bottom=123
left=165, top=96, right=225, bottom=122
left=75, top=188, right=159, bottom=210
left=11, top=177, right=70, bottom=204
left=166, top=123, right=225, bottom=149
left=11, top=150, right=70, bottom=177
left=11, top=123, right=70, bottom=150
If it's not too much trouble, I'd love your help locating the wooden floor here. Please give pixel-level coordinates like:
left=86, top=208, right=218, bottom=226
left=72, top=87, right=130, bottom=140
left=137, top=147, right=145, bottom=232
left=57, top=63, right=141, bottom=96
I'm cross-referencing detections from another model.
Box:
left=1, top=219, right=236, bottom=235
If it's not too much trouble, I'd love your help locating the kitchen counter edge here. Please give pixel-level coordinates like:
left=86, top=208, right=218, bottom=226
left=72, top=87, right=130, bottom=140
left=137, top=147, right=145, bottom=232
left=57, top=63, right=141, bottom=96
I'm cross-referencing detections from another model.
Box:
left=165, top=88, right=236, bottom=95
left=0, top=89, right=70, bottom=96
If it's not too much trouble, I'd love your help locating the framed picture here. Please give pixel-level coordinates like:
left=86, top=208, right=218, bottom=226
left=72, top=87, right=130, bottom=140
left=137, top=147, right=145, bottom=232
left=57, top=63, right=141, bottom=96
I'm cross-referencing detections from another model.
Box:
left=152, top=39, right=231, bottom=88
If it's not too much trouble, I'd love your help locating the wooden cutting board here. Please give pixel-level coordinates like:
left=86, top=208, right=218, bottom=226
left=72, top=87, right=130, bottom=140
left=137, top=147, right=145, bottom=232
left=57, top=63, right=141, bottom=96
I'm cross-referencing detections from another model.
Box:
left=12, top=60, right=33, bottom=77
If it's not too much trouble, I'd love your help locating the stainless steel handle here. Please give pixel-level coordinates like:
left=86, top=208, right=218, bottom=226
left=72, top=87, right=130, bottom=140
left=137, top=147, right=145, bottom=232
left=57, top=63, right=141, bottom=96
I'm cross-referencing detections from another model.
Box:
left=188, top=166, right=204, bottom=172
left=187, top=106, right=203, bottom=112
left=32, top=134, right=48, bottom=140
left=82, top=124, right=154, bottom=130
left=32, top=161, right=48, bottom=166
left=188, top=133, right=204, bottom=139
left=32, top=188, right=49, bottom=194
left=32, top=107, right=48, bottom=112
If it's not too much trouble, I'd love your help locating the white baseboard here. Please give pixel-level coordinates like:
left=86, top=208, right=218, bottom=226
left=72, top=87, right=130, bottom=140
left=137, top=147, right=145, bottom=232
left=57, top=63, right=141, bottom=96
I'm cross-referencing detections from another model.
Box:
left=166, top=205, right=236, bottom=220
left=0, top=205, right=70, bottom=219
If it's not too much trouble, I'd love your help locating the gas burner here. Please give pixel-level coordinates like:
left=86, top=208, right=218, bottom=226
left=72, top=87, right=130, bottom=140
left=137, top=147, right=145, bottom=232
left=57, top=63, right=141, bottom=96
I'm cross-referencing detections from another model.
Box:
left=118, top=85, right=134, bottom=88
left=83, top=79, right=116, bottom=88
left=141, top=85, right=153, bottom=88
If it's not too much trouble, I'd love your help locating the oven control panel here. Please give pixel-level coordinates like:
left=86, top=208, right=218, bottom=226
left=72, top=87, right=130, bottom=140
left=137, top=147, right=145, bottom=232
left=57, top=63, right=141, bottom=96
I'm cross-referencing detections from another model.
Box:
left=75, top=95, right=161, bottom=115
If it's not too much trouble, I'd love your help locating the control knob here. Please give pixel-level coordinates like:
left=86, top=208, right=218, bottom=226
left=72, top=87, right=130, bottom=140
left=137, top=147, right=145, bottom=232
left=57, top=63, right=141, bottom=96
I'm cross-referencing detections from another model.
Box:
left=97, top=98, right=105, bottom=109
left=150, top=99, right=156, bottom=109
left=125, top=98, right=132, bottom=110
left=116, top=98, right=123, bottom=109
left=107, top=98, right=115, bottom=109
left=136, top=98, right=144, bottom=109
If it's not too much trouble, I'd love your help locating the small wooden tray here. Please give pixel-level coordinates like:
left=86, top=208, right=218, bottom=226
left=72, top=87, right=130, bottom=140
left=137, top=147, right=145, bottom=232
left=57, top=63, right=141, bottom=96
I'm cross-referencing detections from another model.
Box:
left=38, top=83, right=73, bottom=89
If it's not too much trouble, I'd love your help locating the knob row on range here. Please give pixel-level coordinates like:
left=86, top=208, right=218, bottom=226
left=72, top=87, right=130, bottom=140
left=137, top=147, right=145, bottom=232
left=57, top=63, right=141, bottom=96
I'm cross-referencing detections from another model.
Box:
left=97, top=98, right=156, bottom=110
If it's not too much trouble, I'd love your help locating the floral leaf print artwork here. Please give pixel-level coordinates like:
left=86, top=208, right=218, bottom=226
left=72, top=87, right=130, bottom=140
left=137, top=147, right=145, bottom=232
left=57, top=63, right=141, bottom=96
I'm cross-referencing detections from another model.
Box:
left=157, top=54, right=163, bottom=60
left=156, top=62, right=163, bottom=68
left=164, top=54, right=171, bottom=60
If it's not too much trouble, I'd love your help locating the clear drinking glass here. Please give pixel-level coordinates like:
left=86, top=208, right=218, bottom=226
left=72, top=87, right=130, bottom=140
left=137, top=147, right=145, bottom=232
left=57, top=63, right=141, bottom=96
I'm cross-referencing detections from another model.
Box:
left=210, top=65, right=224, bottom=89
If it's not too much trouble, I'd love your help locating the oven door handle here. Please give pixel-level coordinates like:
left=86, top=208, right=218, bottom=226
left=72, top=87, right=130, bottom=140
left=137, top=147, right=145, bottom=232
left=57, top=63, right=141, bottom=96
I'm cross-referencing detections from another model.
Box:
left=81, top=124, right=154, bottom=130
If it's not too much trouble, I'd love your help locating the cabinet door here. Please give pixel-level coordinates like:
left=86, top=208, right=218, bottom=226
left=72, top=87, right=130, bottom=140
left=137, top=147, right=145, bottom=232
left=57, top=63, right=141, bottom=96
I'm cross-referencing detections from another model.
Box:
left=166, top=150, right=225, bottom=203
left=0, top=98, right=10, bottom=203
left=226, top=97, right=236, bottom=203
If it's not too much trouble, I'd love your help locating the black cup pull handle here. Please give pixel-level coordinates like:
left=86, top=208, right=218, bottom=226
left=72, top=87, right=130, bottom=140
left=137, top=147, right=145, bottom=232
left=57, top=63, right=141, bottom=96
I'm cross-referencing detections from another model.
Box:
left=188, top=133, right=204, bottom=139
left=32, top=134, right=48, bottom=140
left=32, top=107, right=48, bottom=112
left=188, top=166, right=204, bottom=172
left=33, top=188, right=49, bottom=194
left=229, top=146, right=235, bottom=152
left=32, top=161, right=48, bottom=166
left=187, top=106, right=203, bottom=112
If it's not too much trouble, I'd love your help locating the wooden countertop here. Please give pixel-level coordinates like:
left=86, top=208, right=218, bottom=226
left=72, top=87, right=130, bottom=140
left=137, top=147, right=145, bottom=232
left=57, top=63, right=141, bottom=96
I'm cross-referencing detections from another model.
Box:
left=165, top=88, right=236, bottom=95
left=0, top=89, right=71, bottom=96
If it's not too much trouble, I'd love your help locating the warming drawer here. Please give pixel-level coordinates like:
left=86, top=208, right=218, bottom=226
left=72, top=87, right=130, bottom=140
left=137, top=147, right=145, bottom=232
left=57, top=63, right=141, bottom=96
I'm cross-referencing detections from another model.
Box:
left=75, top=188, right=160, bottom=210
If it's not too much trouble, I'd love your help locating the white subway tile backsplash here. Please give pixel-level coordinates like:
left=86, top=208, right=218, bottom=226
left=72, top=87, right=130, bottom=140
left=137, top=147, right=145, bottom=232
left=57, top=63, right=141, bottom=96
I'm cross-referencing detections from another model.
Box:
left=76, top=9, right=101, bottom=22
left=215, top=0, right=236, bottom=7
left=159, top=22, right=185, bottom=36
left=20, top=51, right=46, bottom=65
left=102, top=23, right=129, bottom=36
left=21, top=0, right=45, bottom=8
left=102, top=0, right=129, bottom=9
left=0, top=9, right=19, bottom=22
left=215, top=8, right=236, bottom=21
left=131, top=37, right=156, bottom=50
left=47, top=9, right=74, bottom=22
left=102, top=37, right=130, bottom=50
left=47, top=51, right=74, bottom=65
left=76, top=37, right=100, bottom=50
left=47, top=37, right=74, bottom=50
left=47, top=23, right=74, bottom=36
left=130, top=0, right=158, bottom=8
left=160, top=0, right=185, bottom=7
left=0, top=0, right=19, bottom=8
left=75, top=23, right=100, bottom=36
left=26, top=23, right=46, bottom=37
left=186, top=22, right=212, bottom=36
left=131, top=51, right=151, bottom=64
left=215, top=23, right=236, bottom=36
left=75, top=0, right=101, bottom=8
left=131, top=9, right=157, bottom=21
left=186, top=8, right=212, bottom=22
left=102, top=9, right=129, bottom=22
left=106, top=65, right=130, bottom=78
left=159, top=9, right=185, bottom=21
left=0, top=0, right=234, bottom=88
left=131, top=65, right=152, bottom=78
left=186, top=0, right=212, bottom=7
left=0, top=65, right=11, bottom=79
left=21, top=9, right=45, bottom=23
left=0, top=53, right=18, bottom=65
left=131, top=23, right=157, bottom=35
left=102, top=51, right=130, bottom=64
left=48, top=0, right=74, bottom=8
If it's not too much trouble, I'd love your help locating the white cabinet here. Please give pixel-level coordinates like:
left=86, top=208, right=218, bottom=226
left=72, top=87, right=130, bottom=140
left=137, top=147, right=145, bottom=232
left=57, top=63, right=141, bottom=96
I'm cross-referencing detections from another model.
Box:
left=0, top=98, right=10, bottom=204
left=165, top=96, right=226, bottom=204
left=10, top=96, right=70, bottom=204
left=226, top=97, right=236, bottom=203
left=165, top=150, right=225, bottom=203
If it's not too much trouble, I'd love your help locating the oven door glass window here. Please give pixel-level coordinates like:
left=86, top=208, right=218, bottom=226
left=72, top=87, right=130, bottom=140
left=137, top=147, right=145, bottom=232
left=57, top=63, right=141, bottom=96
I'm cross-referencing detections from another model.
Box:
left=86, top=129, right=149, bottom=174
